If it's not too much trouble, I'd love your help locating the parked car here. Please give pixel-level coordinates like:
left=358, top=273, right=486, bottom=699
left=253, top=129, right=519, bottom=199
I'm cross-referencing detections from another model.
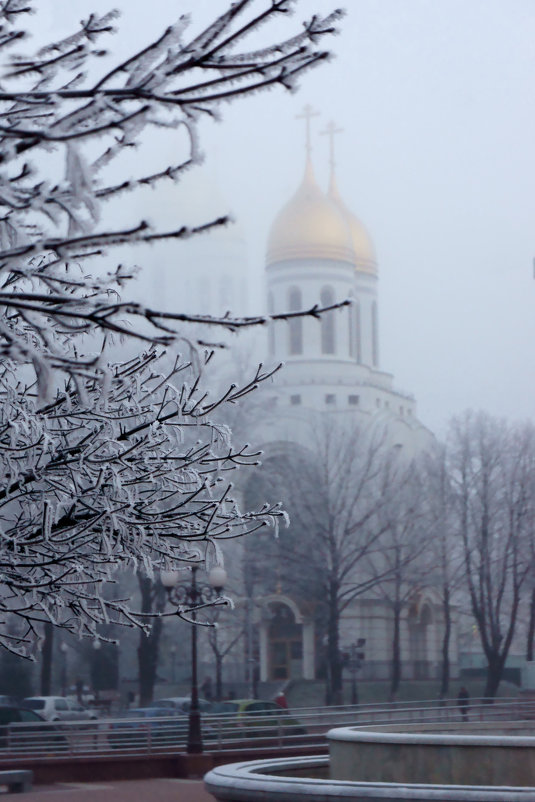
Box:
left=107, top=707, right=216, bottom=749
left=64, top=699, right=99, bottom=720
left=0, top=706, right=66, bottom=750
left=0, top=696, right=16, bottom=707
left=22, top=696, right=98, bottom=722
left=150, top=696, right=213, bottom=713
left=209, top=699, right=306, bottom=739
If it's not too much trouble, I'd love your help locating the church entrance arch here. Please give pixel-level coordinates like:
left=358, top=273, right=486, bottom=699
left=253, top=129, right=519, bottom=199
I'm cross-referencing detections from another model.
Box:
left=408, top=594, right=434, bottom=680
left=268, top=601, right=302, bottom=680
left=258, top=596, right=315, bottom=682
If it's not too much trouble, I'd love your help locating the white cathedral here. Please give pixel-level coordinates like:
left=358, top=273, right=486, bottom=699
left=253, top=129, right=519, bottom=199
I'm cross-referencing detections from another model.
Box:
left=263, top=139, right=427, bottom=447
left=155, top=119, right=459, bottom=690
left=245, top=130, right=458, bottom=688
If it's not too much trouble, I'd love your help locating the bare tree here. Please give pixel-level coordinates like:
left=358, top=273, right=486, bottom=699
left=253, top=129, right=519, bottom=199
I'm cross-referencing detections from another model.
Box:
left=420, top=444, right=464, bottom=699
left=137, top=574, right=166, bottom=707
left=524, top=458, right=535, bottom=662
left=205, top=606, right=243, bottom=702
left=367, top=459, right=429, bottom=700
left=526, top=578, right=535, bottom=662
left=249, top=419, right=402, bottom=705
left=447, top=412, right=535, bottom=698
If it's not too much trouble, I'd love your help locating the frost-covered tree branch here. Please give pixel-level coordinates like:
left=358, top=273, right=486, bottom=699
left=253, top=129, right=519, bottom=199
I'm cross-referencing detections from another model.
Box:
left=0, top=347, right=286, bottom=654
left=0, top=1, right=344, bottom=399
left=0, top=1, right=343, bottom=655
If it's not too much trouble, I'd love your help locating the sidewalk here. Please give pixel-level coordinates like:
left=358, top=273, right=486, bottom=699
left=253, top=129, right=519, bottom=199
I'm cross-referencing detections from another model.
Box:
left=7, top=778, right=214, bottom=801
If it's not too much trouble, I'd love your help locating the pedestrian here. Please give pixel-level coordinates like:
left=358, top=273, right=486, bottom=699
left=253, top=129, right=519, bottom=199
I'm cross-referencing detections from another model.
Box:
left=274, top=689, right=288, bottom=709
left=457, top=686, right=470, bottom=722
left=201, top=676, right=213, bottom=702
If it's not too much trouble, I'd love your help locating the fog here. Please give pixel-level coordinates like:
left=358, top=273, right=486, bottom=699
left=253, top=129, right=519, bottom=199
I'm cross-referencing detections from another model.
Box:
left=43, top=1, right=535, bottom=435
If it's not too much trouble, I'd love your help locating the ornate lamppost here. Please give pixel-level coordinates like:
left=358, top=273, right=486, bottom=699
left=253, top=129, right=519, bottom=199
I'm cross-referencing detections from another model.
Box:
left=59, top=642, right=68, bottom=697
left=91, top=639, right=101, bottom=706
left=347, top=638, right=366, bottom=705
left=170, top=645, right=177, bottom=684
left=160, top=565, right=227, bottom=754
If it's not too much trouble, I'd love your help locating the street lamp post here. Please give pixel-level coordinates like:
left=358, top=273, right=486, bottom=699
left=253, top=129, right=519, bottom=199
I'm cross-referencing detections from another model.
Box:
left=246, top=596, right=255, bottom=698
left=59, top=642, right=68, bottom=697
left=170, top=645, right=177, bottom=684
left=161, top=565, right=227, bottom=754
left=347, top=638, right=366, bottom=705
left=243, top=558, right=259, bottom=699
left=91, top=639, right=101, bottom=705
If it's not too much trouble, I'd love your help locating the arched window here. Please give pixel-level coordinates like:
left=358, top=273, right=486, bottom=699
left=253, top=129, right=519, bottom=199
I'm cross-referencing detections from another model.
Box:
left=372, top=301, right=379, bottom=367
left=268, top=292, right=275, bottom=356
left=288, top=287, right=302, bottom=355
left=320, top=286, right=335, bottom=355
left=355, top=302, right=362, bottom=364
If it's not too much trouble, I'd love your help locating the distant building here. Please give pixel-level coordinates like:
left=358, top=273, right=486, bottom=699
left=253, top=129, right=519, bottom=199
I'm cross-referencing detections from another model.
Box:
left=235, top=120, right=458, bottom=691
left=140, top=164, right=254, bottom=319
left=162, top=124, right=459, bottom=693
left=262, top=142, right=426, bottom=445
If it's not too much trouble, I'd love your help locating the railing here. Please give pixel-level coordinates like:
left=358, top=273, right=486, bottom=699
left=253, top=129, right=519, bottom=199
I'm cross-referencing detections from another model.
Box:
left=0, top=696, right=533, bottom=762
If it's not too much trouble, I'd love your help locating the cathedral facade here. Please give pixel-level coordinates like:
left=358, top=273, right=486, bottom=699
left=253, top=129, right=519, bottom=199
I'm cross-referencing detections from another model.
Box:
left=159, top=125, right=460, bottom=693
left=236, top=130, right=459, bottom=690
left=264, top=149, right=422, bottom=440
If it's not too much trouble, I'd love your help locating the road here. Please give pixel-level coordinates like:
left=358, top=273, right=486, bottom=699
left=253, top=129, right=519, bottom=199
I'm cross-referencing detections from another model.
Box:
left=5, top=778, right=214, bottom=801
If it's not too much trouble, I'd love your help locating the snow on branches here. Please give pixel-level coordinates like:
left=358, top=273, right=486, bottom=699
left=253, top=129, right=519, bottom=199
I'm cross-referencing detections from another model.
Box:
left=0, top=1, right=342, bottom=653
left=0, top=1, right=344, bottom=399
left=0, top=347, right=285, bottom=654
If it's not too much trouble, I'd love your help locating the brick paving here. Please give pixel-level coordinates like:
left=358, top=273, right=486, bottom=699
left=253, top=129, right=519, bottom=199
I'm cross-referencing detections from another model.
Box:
left=3, top=778, right=215, bottom=801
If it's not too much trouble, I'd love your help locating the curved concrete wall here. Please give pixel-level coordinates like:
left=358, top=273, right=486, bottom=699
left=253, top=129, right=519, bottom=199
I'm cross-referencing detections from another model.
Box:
left=204, top=754, right=535, bottom=801
left=328, top=722, right=535, bottom=787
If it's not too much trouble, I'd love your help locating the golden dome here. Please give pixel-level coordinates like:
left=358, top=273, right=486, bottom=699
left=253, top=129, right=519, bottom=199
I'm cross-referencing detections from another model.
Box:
left=329, top=175, right=377, bottom=275
left=266, top=160, right=355, bottom=266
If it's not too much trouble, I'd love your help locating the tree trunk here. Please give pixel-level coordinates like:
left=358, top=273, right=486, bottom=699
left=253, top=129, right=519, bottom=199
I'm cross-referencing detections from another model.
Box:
left=527, top=587, right=535, bottom=662
left=245, top=597, right=255, bottom=698
left=215, top=652, right=223, bottom=701
left=324, top=645, right=331, bottom=706
left=327, top=582, right=342, bottom=705
left=137, top=576, right=165, bottom=707
left=483, top=651, right=504, bottom=699
left=40, top=621, right=53, bottom=695
left=439, top=585, right=451, bottom=698
left=390, top=602, right=402, bottom=699
left=91, top=643, right=119, bottom=694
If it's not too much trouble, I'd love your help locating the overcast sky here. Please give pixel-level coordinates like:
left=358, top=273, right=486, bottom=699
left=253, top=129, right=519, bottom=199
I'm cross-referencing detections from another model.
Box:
left=43, top=1, right=535, bottom=436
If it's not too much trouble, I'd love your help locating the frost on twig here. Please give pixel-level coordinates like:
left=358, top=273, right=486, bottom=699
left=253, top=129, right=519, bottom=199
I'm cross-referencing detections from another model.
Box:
left=0, top=1, right=343, bottom=653
left=0, top=1, right=344, bottom=397
left=0, top=347, right=285, bottom=654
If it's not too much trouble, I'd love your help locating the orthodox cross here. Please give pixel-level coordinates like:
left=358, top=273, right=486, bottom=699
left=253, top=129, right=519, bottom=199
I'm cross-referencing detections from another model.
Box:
left=296, top=104, right=320, bottom=157
left=321, top=120, right=344, bottom=172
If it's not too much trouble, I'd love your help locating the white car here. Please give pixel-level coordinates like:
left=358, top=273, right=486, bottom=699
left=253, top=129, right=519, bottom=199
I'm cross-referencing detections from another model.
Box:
left=22, top=696, right=98, bottom=722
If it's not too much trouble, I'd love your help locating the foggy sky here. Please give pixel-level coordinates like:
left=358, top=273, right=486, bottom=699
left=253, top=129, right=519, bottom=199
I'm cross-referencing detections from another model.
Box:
left=42, top=1, right=535, bottom=435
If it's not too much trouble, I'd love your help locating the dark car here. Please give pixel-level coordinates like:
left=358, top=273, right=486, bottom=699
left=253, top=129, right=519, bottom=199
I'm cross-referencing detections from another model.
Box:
left=150, top=697, right=213, bottom=713
left=0, top=706, right=66, bottom=751
left=107, top=707, right=216, bottom=750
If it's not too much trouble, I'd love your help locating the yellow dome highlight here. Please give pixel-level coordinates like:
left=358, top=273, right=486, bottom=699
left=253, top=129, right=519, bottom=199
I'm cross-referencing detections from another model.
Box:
left=329, top=175, right=377, bottom=275
left=266, top=160, right=355, bottom=266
